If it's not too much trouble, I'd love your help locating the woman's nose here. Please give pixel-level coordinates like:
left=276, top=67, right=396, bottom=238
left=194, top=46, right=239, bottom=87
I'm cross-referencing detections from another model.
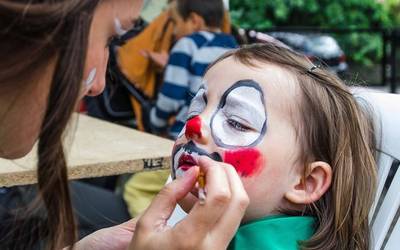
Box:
left=86, top=78, right=105, bottom=97
left=185, top=115, right=209, bottom=144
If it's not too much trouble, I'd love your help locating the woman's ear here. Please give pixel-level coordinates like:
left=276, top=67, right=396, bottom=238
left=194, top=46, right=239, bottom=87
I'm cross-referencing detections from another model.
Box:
left=285, top=161, right=332, bottom=205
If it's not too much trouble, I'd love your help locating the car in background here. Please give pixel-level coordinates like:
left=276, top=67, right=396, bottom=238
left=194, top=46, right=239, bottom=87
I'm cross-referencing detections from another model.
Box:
left=246, top=30, right=348, bottom=75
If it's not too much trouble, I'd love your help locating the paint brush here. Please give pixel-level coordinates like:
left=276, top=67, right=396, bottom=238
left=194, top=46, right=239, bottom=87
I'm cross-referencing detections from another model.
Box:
left=197, top=170, right=206, bottom=205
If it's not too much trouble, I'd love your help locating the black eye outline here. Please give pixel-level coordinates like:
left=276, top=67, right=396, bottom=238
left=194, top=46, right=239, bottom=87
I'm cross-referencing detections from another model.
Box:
left=210, top=79, right=268, bottom=149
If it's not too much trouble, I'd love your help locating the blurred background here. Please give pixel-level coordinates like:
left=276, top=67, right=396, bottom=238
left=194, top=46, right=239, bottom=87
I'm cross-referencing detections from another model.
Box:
left=82, top=0, right=399, bottom=128
left=229, top=0, right=400, bottom=93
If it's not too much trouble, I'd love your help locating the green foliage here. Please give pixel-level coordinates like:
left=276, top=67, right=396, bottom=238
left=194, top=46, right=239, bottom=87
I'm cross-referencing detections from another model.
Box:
left=230, top=0, right=396, bottom=65
left=384, top=0, right=400, bottom=26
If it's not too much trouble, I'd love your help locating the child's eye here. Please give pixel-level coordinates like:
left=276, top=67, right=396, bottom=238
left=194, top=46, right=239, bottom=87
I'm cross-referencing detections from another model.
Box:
left=227, top=119, right=251, bottom=132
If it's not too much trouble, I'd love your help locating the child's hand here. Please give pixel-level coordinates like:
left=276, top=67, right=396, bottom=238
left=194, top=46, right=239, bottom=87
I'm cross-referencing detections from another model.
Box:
left=140, top=50, right=169, bottom=68
left=129, top=156, right=249, bottom=250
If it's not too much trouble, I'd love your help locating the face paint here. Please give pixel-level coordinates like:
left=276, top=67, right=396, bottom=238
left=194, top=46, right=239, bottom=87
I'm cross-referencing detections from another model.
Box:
left=171, top=141, right=222, bottom=179
left=84, top=68, right=97, bottom=88
left=211, top=80, right=267, bottom=148
left=172, top=80, right=267, bottom=179
left=177, top=125, right=186, bottom=138
left=185, top=116, right=202, bottom=139
left=114, top=18, right=128, bottom=37
left=187, top=88, right=207, bottom=119
left=224, top=148, right=264, bottom=177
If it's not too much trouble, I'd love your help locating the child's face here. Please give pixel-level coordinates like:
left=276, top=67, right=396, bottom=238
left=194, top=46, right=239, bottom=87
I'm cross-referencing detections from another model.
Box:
left=172, top=56, right=304, bottom=222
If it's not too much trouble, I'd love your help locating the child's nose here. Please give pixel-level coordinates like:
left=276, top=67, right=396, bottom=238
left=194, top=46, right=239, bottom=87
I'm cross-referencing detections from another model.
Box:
left=185, top=115, right=208, bottom=144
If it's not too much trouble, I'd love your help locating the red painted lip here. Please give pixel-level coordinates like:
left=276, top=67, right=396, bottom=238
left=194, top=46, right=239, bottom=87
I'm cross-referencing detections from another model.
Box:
left=178, top=153, right=197, bottom=171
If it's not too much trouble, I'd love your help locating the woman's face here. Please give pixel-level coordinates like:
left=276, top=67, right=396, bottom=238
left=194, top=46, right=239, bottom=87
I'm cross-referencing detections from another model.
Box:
left=0, top=0, right=143, bottom=159
left=173, top=57, right=303, bottom=222
left=83, top=0, right=143, bottom=96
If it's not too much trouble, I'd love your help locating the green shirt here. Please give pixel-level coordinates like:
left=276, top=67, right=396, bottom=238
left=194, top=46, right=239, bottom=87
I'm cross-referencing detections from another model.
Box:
left=228, top=215, right=316, bottom=250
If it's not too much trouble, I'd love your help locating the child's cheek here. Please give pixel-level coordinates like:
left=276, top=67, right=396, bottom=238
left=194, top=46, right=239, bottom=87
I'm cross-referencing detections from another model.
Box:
left=223, top=148, right=264, bottom=177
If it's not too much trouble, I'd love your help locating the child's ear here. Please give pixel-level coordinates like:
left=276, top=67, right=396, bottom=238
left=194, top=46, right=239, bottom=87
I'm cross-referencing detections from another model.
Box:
left=284, top=161, right=332, bottom=205
left=188, top=12, right=206, bottom=30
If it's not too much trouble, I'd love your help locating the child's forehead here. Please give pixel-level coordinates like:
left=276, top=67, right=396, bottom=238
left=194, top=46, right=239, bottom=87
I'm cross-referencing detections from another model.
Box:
left=203, top=57, right=299, bottom=111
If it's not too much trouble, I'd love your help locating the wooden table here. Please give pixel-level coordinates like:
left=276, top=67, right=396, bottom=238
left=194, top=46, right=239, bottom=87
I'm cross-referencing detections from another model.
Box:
left=0, top=114, right=174, bottom=187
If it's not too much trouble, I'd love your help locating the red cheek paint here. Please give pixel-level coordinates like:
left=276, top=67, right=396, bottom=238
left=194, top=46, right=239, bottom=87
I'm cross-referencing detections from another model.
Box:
left=185, top=115, right=202, bottom=139
left=224, top=148, right=264, bottom=177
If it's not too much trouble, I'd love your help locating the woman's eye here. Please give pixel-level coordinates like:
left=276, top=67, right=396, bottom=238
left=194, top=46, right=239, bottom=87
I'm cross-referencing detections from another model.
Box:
left=227, top=119, right=250, bottom=132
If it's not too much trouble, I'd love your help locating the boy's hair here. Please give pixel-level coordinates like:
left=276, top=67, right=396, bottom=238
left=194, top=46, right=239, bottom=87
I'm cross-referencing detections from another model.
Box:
left=176, top=0, right=224, bottom=28
left=210, top=44, right=377, bottom=250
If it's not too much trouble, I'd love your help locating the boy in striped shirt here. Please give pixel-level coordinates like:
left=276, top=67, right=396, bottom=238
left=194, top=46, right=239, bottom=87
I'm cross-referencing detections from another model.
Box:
left=150, top=0, right=237, bottom=138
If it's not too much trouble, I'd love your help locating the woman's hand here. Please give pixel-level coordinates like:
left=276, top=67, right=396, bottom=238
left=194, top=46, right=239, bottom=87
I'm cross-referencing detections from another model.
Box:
left=130, top=156, right=249, bottom=250
left=74, top=156, right=248, bottom=250
left=73, top=218, right=138, bottom=250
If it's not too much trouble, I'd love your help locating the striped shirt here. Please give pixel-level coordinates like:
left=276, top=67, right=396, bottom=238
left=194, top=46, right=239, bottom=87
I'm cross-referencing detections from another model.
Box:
left=150, top=31, right=238, bottom=138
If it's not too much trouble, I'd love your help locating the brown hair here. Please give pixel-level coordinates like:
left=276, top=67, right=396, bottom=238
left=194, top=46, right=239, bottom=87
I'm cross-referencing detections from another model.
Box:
left=176, top=0, right=224, bottom=28
left=0, top=0, right=100, bottom=249
left=210, top=43, right=377, bottom=250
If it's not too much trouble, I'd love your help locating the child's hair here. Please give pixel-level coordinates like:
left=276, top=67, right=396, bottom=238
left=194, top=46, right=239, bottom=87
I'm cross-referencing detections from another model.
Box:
left=176, top=0, right=224, bottom=28
left=210, top=43, right=377, bottom=250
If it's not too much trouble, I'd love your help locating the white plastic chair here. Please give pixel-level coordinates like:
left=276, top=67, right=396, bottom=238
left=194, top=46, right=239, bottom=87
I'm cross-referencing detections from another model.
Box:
left=353, top=89, right=400, bottom=250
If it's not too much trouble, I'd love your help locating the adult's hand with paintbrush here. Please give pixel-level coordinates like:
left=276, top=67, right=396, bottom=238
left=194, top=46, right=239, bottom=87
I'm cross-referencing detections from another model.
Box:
left=129, top=156, right=249, bottom=250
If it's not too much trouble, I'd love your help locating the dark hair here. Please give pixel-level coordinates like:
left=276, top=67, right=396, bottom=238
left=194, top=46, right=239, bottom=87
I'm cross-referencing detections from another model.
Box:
left=176, top=0, right=224, bottom=28
left=209, top=43, right=377, bottom=250
left=0, top=0, right=100, bottom=249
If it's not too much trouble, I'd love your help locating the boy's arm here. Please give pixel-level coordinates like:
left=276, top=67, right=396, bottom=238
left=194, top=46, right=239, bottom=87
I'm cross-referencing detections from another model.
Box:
left=150, top=37, right=196, bottom=133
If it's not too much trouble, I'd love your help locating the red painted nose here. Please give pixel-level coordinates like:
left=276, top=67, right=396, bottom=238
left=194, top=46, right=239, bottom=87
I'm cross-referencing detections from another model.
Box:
left=185, top=116, right=202, bottom=139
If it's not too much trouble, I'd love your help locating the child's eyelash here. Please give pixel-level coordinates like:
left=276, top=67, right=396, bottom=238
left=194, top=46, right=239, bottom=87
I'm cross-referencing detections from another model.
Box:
left=227, top=119, right=251, bottom=132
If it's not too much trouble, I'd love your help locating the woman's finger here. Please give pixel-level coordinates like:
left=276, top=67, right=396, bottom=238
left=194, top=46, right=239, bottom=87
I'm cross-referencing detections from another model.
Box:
left=178, top=190, right=198, bottom=213
left=210, top=163, right=249, bottom=244
left=175, top=156, right=231, bottom=238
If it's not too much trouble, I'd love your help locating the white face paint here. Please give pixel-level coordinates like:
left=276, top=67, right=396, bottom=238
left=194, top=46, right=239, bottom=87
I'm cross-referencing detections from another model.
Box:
left=172, top=146, right=186, bottom=178
left=114, top=18, right=128, bottom=37
left=187, top=88, right=207, bottom=119
left=211, top=80, right=267, bottom=148
left=84, top=67, right=97, bottom=88
left=177, top=125, right=186, bottom=138
left=175, top=87, right=207, bottom=139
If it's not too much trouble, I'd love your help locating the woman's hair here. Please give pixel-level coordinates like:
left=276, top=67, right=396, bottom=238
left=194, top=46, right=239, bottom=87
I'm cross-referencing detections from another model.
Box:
left=0, top=0, right=100, bottom=249
left=210, top=43, right=377, bottom=250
